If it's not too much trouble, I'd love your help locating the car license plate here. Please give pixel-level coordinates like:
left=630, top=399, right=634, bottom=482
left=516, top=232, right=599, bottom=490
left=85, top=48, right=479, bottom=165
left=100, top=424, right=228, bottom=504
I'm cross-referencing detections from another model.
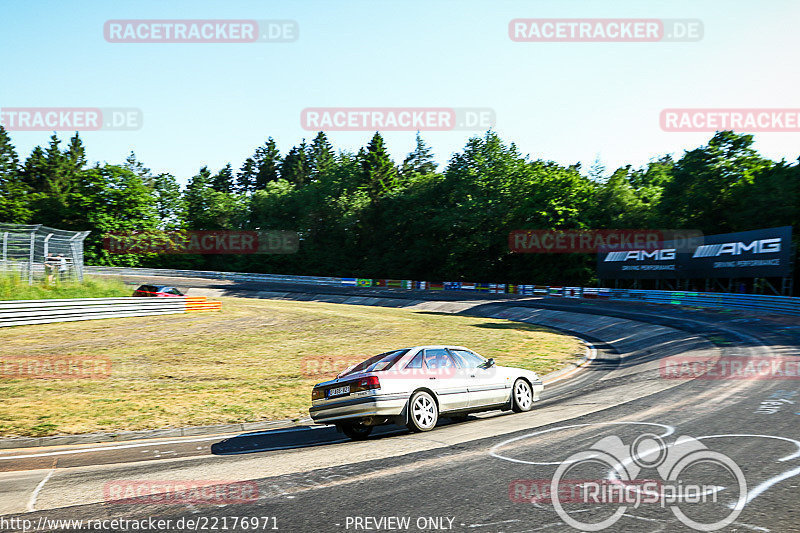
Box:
left=327, top=385, right=350, bottom=398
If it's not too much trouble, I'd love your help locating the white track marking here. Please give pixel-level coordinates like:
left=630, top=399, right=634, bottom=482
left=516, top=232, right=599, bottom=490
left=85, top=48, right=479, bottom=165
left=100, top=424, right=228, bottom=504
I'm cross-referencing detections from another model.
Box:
left=695, top=434, right=800, bottom=508
left=604, top=433, right=800, bottom=508
left=467, top=519, right=521, bottom=528
left=26, top=467, right=54, bottom=512
left=621, top=513, right=668, bottom=523
left=697, top=434, right=800, bottom=462
left=606, top=444, right=725, bottom=499
left=543, top=341, right=597, bottom=385
left=489, top=422, right=675, bottom=465
left=734, top=463, right=800, bottom=508
left=733, top=522, right=771, bottom=532
left=0, top=426, right=324, bottom=461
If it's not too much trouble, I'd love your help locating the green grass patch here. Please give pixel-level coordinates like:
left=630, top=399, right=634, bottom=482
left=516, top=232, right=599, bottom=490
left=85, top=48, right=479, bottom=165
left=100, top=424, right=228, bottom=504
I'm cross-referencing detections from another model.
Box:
left=0, top=273, right=130, bottom=300
left=0, top=297, right=584, bottom=437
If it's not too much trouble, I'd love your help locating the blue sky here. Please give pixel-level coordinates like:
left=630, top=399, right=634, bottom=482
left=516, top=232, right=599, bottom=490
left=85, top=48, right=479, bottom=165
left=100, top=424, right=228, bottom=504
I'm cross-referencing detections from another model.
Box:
left=1, top=0, right=799, bottom=184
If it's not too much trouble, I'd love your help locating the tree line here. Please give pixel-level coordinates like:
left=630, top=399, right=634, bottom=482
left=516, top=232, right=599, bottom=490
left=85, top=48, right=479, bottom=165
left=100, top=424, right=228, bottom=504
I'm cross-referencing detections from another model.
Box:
left=0, top=127, right=797, bottom=286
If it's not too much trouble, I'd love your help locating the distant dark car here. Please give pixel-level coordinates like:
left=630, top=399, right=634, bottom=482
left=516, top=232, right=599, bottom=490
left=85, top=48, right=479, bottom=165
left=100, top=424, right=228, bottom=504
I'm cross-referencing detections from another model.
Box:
left=132, top=285, right=184, bottom=297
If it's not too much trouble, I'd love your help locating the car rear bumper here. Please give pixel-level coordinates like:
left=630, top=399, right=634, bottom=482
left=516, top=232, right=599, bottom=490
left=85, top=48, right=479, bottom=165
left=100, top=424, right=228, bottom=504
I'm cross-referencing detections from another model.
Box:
left=309, top=392, right=409, bottom=424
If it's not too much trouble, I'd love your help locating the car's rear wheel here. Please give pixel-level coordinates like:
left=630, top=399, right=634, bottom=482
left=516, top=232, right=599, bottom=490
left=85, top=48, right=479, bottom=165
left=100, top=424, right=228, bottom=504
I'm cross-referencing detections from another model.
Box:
left=338, top=422, right=373, bottom=440
left=406, top=391, right=438, bottom=432
left=511, top=378, right=534, bottom=412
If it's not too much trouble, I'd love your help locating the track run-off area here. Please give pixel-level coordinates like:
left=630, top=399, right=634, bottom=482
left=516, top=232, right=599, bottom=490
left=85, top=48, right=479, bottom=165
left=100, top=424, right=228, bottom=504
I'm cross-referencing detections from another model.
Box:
left=2, top=277, right=800, bottom=532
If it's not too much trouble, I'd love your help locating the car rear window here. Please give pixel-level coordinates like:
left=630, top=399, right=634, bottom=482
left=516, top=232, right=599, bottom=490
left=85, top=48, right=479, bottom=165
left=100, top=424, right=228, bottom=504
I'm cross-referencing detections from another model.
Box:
left=404, top=351, right=424, bottom=369
left=339, top=349, right=410, bottom=377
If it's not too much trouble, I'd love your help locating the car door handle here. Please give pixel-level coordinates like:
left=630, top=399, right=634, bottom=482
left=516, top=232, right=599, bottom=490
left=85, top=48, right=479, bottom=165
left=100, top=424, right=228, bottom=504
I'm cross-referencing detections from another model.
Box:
left=429, top=377, right=436, bottom=380
left=469, top=374, right=476, bottom=378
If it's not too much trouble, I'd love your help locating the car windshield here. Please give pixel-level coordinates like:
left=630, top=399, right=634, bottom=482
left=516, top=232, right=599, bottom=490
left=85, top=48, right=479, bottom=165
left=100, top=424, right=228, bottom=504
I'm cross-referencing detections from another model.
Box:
left=338, top=349, right=410, bottom=377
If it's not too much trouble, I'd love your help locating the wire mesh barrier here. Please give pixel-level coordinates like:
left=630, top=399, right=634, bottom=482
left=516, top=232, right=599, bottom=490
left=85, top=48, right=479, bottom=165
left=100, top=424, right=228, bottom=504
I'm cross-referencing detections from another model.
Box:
left=0, top=224, right=90, bottom=284
left=0, top=296, right=221, bottom=328
left=85, top=266, right=800, bottom=317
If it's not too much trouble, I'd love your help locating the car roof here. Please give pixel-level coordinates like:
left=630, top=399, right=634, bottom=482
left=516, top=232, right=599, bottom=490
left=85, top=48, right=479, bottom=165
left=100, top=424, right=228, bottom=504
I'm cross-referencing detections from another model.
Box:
left=406, top=345, right=471, bottom=351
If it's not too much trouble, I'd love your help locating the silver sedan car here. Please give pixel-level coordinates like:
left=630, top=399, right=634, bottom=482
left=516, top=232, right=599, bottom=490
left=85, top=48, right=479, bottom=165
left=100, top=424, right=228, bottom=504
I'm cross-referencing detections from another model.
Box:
left=309, top=345, right=544, bottom=440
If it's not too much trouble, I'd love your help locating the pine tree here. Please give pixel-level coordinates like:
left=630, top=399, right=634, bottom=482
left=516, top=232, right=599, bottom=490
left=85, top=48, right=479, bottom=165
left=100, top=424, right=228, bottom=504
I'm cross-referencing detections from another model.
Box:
left=280, top=141, right=310, bottom=186
left=253, top=138, right=281, bottom=189
left=0, top=126, right=19, bottom=178
left=184, top=166, right=214, bottom=229
left=44, top=134, right=68, bottom=195
left=211, top=163, right=235, bottom=193
left=308, top=131, right=335, bottom=180
left=237, top=157, right=256, bottom=193
left=0, top=126, right=31, bottom=222
left=21, top=146, right=48, bottom=192
left=401, top=132, right=436, bottom=176
left=124, top=152, right=151, bottom=184
left=151, top=173, right=183, bottom=228
left=359, top=132, right=398, bottom=200
left=65, top=133, right=87, bottom=174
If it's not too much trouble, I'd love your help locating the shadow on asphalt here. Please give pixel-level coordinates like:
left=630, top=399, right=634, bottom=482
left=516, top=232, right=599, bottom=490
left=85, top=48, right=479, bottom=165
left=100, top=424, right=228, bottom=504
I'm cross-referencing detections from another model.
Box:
left=210, top=416, right=474, bottom=456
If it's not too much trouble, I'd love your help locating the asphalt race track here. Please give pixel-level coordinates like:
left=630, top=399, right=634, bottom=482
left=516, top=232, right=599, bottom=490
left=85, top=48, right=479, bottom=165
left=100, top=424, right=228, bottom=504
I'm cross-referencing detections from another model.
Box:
left=2, top=278, right=800, bottom=532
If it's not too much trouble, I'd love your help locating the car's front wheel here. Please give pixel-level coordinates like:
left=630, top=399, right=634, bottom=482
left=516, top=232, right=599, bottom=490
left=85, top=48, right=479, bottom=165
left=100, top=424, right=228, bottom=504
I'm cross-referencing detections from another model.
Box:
left=511, top=378, right=534, bottom=412
left=338, top=422, right=373, bottom=440
left=406, top=391, right=438, bottom=432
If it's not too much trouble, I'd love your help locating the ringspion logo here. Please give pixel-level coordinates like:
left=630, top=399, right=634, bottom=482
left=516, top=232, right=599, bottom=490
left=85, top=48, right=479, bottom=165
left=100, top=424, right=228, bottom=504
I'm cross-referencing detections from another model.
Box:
left=550, top=433, right=745, bottom=531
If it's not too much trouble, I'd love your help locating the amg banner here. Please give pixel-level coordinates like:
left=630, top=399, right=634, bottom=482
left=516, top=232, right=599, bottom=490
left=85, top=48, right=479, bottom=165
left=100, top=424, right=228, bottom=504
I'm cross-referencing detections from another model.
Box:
left=597, top=226, right=793, bottom=279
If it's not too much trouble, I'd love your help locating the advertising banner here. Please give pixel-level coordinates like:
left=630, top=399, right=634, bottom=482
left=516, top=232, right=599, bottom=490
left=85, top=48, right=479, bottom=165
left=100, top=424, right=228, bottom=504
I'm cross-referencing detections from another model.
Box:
left=597, top=226, right=792, bottom=279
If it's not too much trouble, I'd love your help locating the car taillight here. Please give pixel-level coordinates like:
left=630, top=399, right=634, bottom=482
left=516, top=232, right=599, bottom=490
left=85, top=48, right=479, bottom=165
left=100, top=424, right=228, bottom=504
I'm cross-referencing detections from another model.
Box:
left=352, top=376, right=380, bottom=392
left=311, top=387, right=324, bottom=400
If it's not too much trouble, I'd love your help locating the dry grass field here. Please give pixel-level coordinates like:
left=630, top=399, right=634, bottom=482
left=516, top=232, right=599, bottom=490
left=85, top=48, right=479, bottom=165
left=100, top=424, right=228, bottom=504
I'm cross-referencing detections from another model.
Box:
left=0, top=297, right=583, bottom=437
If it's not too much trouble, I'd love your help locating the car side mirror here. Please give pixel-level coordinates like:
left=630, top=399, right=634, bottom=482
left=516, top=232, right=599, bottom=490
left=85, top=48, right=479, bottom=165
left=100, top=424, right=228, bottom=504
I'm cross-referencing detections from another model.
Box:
left=483, top=358, right=495, bottom=368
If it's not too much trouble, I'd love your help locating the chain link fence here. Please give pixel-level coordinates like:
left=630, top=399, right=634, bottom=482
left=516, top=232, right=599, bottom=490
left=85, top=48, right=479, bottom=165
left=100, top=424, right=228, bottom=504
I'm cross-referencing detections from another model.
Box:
left=0, top=224, right=90, bottom=284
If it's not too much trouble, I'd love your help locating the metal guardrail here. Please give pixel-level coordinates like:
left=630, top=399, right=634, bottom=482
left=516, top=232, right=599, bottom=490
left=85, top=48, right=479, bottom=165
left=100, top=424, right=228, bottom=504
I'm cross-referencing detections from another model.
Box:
left=605, top=289, right=800, bottom=316
left=84, top=266, right=800, bottom=317
left=0, top=297, right=211, bottom=328
left=85, top=266, right=342, bottom=286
